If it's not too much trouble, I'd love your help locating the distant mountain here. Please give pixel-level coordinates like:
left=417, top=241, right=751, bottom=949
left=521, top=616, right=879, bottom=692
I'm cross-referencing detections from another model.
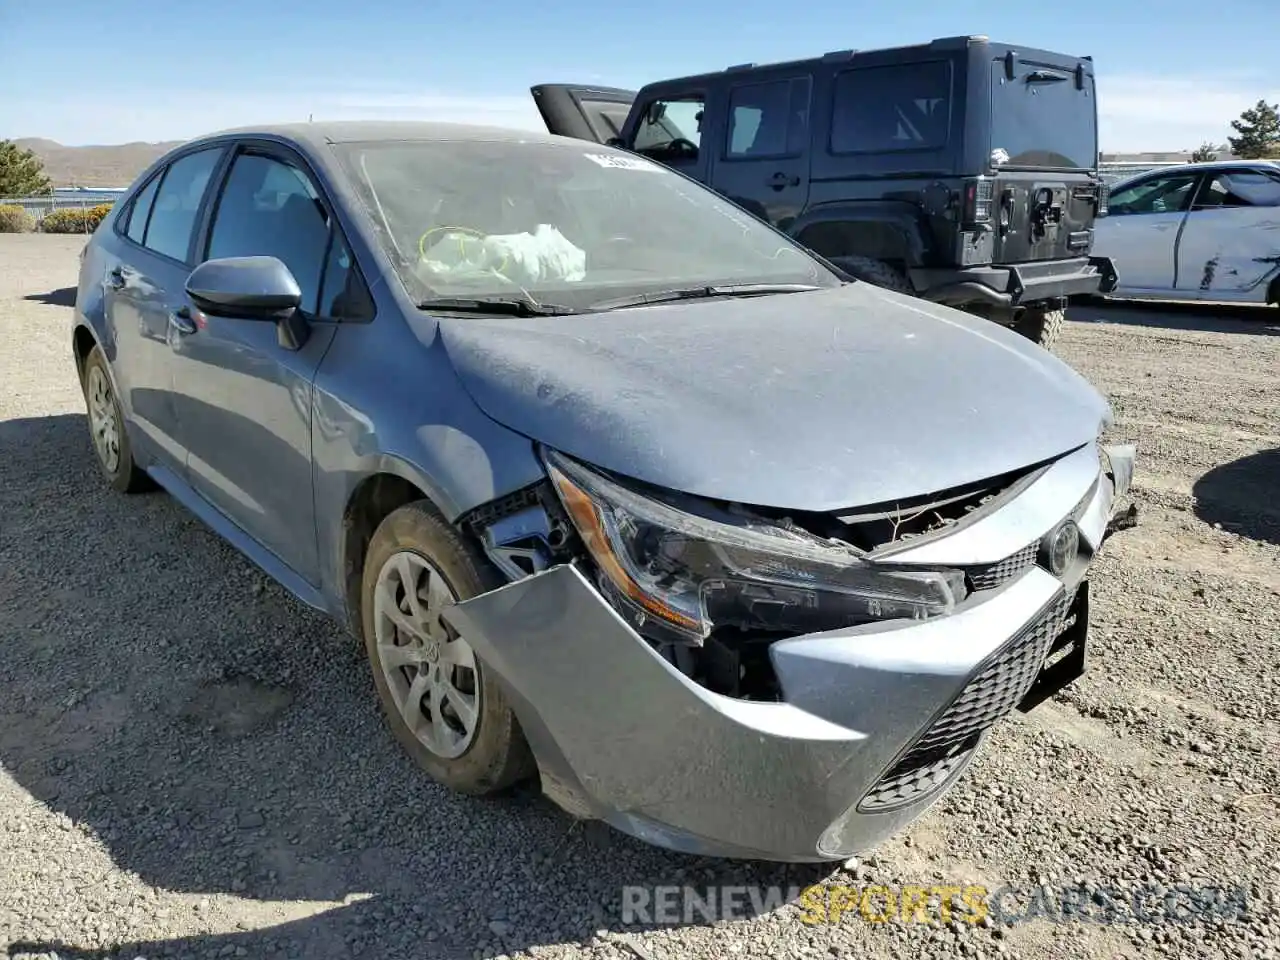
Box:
left=12, top=137, right=184, bottom=188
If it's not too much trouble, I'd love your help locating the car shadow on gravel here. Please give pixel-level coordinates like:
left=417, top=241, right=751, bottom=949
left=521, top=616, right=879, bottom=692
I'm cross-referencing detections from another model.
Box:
left=21, top=286, right=77, bottom=308
left=1193, top=447, right=1280, bottom=546
left=0, top=413, right=832, bottom=960
left=1067, top=299, right=1280, bottom=336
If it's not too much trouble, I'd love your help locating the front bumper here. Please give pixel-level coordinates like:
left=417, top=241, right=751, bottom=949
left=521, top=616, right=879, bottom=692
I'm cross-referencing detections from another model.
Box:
left=442, top=443, right=1136, bottom=862
left=910, top=256, right=1119, bottom=310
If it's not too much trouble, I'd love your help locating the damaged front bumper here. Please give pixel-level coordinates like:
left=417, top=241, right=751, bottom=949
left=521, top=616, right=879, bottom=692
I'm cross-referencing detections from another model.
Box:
left=442, top=442, right=1137, bottom=862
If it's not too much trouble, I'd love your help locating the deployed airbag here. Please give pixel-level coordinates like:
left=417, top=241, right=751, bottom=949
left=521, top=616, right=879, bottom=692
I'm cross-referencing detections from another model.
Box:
left=420, top=224, right=587, bottom=286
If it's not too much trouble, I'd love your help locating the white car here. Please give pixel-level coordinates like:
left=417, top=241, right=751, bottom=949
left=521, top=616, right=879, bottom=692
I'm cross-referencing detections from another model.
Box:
left=1092, top=160, right=1280, bottom=305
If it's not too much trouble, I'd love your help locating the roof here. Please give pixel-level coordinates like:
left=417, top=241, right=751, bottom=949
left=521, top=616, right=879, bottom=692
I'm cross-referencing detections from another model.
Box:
left=1105, top=156, right=1274, bottom=186
left=196, top=120, right=559, bottom=148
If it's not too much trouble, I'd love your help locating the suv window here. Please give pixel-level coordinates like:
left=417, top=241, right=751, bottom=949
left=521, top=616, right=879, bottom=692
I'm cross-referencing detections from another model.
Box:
left=1107, top=173, right=1199, bottom=215
left=989, top=61, right=1097, bottom=170
left=124, top=174, right=161, bottom=245
left=205, top=151, right=370, bottom=319
left=1193, top=170, right=1280, bottom=209
left=726, top=78, right=810, bottom=158
left=143, top=148, right=223, bottom=262
left=632, top=96, right=704, bottom=162
left=578, top=98, right=631, bottom=139
left=830, top=61, right=951, bottom=154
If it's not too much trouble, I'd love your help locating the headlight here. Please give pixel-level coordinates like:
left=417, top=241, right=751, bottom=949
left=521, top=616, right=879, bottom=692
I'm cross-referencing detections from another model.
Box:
left=544, top=449, right=967, bottom=645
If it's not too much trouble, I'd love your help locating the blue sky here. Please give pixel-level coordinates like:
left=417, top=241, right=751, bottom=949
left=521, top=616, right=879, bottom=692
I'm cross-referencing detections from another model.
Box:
left=2, top=0, right=1277, bottom=150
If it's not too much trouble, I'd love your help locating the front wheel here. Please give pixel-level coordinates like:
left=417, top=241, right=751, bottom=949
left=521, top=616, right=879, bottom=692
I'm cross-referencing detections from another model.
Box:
left=1012, top=304, right=1066, bottom=351
left=360, top=500, right=535, bottom=795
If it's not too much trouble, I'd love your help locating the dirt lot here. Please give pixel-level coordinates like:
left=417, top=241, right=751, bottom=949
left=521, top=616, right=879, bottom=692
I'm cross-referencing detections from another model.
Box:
left=1, top=233, right=1277, bottom=960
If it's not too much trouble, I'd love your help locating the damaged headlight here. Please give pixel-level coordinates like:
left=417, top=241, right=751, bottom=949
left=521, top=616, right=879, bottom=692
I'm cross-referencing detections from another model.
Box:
left=544, top=449, right=967, bottom=645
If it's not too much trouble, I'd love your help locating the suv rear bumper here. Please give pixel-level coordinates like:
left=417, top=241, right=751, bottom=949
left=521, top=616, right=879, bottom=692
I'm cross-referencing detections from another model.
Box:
left=909, top=256, right=1118, bottom=310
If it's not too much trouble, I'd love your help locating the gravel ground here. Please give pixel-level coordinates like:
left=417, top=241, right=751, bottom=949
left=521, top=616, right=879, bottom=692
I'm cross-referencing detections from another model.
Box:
left=1, top=233, right=1277, bottom=960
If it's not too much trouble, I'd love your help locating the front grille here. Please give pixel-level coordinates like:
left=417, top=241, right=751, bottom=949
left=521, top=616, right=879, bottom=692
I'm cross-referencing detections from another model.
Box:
left=965, top=542, right=1038, bottom=591
left=858, top=587, right=1077, bottom=813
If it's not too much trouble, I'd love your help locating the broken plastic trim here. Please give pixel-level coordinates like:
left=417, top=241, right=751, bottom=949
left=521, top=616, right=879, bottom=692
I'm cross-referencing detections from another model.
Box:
left=542, top=448, right=967, bottom=646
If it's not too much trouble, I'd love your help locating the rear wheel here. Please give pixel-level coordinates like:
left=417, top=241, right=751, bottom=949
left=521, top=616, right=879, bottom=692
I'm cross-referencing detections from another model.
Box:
left=832, top=256, right=915, bottom=295
left=82, top=346, right=153, bottom=494
left=1012, top=304, right=1066, bottom=351
left=361, top=500, right=535, bottom=795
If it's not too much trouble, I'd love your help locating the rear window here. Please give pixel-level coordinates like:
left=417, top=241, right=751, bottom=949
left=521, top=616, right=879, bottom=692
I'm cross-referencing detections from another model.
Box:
left=578, top=98, right=631, bottom=139
left=989, top=60, right=1097, bottom=170
left=830, top=61, right=952, bottom=154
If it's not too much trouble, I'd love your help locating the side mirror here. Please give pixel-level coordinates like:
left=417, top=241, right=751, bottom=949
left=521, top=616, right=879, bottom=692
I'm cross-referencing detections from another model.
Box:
left=185, top=256, right=310, bottom=350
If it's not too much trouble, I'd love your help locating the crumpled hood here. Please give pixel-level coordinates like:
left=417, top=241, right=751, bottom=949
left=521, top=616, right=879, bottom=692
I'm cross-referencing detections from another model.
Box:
left=436, top=283, right=1109, bottom=511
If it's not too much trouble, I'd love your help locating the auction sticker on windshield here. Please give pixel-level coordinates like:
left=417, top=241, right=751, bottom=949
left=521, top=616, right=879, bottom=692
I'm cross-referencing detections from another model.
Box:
left=583, top=153, right=661, bottom=171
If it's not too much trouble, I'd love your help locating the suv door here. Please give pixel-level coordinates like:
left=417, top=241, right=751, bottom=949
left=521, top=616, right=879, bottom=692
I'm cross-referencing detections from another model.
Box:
left=104, top=146, right=226, bottom=472
left=171, top=143, right=372, bottom=586
left=707, top=73, right=813, bottom=230
left=985, top=55, right=1103, bottom=265
left=1175, top=167, right=1280, bottom=299
left=1092, top=170, right=1201, bottom=291
left=531, top=84, right=637, bottom=142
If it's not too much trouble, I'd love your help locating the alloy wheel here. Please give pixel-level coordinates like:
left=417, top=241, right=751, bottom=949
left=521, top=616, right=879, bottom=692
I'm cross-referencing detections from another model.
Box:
left=87, top=365, right=121, bottom=475
left=372, top=551, right=480, bottom=759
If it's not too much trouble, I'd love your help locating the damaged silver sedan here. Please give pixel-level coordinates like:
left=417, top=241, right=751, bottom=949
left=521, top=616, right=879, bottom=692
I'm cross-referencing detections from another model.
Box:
left=72, top=121, right=1136, bottom=862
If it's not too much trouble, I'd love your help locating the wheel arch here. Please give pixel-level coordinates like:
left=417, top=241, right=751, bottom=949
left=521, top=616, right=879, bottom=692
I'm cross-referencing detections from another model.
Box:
left=71, top=323, right=101, bottom=387
left=792, top=203, right=931, bottom=269
left=339, top=464, right=444, bottom=640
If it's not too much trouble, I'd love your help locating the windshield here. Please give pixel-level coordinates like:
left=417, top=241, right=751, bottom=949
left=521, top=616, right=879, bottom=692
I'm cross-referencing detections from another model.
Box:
left=331, top=138, right=837, bottom=309
left=989, top=60, right=1098, bottom=171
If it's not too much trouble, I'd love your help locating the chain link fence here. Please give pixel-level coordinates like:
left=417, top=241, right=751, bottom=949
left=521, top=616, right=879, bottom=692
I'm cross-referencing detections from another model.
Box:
left=0, top=192, right=122, bottom=234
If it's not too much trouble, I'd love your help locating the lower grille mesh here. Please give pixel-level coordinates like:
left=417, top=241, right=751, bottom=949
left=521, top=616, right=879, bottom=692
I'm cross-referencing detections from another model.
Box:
left=965, top=542, right=1038, bottom=591
left=858, top=588, right=1077, bottom=812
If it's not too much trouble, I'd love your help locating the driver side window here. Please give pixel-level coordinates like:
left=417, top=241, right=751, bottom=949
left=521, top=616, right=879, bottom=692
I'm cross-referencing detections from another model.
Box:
left=1107, top=173, right=1199, bottom=216
left=632, top=95, right=705, bottom=163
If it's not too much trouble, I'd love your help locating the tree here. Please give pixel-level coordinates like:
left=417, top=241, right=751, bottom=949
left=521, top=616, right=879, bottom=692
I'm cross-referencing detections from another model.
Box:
left=0, top=140, right=53, bottom=197
left=1227, top=100, right=1280, bottom=159
left=1191, top=141, right=1219, bottom=163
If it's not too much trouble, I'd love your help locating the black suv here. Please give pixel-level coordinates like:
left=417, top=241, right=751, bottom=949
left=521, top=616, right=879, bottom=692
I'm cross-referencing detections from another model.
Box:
left=533, top=36, right=1117, bottom=350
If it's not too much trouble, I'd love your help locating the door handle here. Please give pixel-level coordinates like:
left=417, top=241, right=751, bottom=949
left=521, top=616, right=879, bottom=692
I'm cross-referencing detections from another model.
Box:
left=767, top=172, right=801, bottom=190
left=169, top=306, right=198, bottom=335
left=105, top=267, right=125, bottom=290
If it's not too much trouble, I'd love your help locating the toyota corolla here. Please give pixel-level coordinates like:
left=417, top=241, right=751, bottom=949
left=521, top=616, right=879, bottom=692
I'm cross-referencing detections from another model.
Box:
left=72, top=121, right=1135, bottom=862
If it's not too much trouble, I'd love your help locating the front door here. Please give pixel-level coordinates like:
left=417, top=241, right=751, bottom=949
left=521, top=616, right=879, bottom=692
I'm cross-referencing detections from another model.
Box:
left=168, top=145, right=348, bottom=585
left=706, top=73, right=813, bottom=231
left=1175, top=167, right=1280, bottom=298
left=1092, top=170, right=1200, bottom=291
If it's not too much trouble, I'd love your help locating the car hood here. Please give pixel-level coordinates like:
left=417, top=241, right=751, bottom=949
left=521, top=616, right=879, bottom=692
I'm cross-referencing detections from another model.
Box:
left=435, top=283, right=1109, bottom=511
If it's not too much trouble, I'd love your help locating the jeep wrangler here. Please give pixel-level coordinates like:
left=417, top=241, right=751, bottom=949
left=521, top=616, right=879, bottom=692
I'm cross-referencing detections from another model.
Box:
left=532, top=36, right=1118, bottom=351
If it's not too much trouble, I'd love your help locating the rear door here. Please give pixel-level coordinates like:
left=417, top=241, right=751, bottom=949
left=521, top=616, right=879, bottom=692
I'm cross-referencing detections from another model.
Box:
left=103, top=145, right=226, bottom=471
left=707, top=72, right=813, bottom=231
left=531, top=84, right=637, bottom=143
left=1175, top=167, right=1280, bottom=299
left=1091, top=170, right=1200, bottom=291
left=986, top=55, right=1103, bottom=264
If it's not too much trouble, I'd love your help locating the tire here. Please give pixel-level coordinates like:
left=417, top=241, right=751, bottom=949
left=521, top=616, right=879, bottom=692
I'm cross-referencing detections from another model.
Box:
left=831, top=255, right=915, bottom=295
left=360, top=499, right=535, bottom=795
left=1012, top=305, right=1067, bottom=351
left=81, top=345, right=153, bottom=494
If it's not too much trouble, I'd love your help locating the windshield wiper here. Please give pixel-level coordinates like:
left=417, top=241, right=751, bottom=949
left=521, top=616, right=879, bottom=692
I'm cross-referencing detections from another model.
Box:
left=416, top=297, right=578, bottom=317
left=588, top=283, right=821, bottom=313
left=1024, top=70, right=1068, bottom=84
